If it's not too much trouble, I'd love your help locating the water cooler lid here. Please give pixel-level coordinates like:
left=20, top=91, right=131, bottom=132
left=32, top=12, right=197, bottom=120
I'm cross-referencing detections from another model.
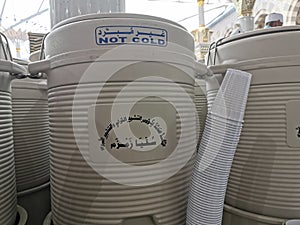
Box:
left=53, top=13, right=188, bottom=31
left=216, top=26, right=300, bottom=46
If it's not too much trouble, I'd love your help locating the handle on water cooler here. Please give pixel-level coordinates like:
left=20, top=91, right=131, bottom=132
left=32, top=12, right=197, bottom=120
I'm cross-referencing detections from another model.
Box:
left=205, top=65, right=241, bottom=102
left=195, top=61, right=214, bottom=79
left=0, top=32, right=27, bottom=78
left=28, top=59, right=50, bottom=79
left=17, top=205, right=28, bottom=225
left=0, top=59, right=28, bottom=79
left=208, top=64, right=234, bottom=75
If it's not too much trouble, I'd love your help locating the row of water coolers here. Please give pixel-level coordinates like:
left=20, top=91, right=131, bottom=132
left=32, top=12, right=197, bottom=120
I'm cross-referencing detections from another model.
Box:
left=1, top=13, right=300, bottom=225
left=0, top=44, right=50, bottom=225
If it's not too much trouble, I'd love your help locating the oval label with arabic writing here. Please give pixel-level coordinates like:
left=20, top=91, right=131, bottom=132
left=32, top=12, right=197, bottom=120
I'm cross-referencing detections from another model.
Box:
left=95, top=25, right=168, bottom=47
left=88, top=101, right=177, bottom=164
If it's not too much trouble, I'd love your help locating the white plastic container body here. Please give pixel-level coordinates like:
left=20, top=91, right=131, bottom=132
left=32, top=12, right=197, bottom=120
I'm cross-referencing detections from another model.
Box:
left=210, top=58, right=300, bottom=220
left=207, top=26, right=300, bottom=221
left=194, top=78, right=207, bottom=147
left=11, top=79, right=49, bottom=192
left=29, top=13, right=209, bottom=225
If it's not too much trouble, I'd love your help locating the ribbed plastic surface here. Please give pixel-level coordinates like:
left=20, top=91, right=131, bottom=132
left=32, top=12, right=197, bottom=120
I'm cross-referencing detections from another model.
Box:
left=49, top=82, right=196, bottom=225
left=206, top=75, right=222, bottom=112
left=12, top=79, right=49, bottom=192
left=194, top=79, right=207, bottom=142
left=222, top=204, right=285, bottom=225
left=226, top=83, right=300, bottom=218
left=0, top=90, right=17, bottom=225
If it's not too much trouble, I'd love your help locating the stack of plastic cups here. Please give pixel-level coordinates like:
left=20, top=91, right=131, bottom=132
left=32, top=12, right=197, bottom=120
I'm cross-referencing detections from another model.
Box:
left=186, top=69, right=252, bottom=225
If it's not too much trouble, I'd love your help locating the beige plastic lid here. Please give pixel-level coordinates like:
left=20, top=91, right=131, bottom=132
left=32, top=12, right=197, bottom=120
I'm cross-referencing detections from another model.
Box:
left=207, top=26, right=300, bottom=65
left=44, top=12, right=195, bottom=59
left=53, top=13, right=187, bottom=31
left=217, top=26, right=300, bottom=46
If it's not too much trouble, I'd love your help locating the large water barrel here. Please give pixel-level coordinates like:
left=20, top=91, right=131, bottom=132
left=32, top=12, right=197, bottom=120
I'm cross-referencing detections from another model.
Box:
left=0, top=33, right=27, bottom=225
left=207, top=26, right=300, bottom=224
left=29, top=13, right=209, bottom=225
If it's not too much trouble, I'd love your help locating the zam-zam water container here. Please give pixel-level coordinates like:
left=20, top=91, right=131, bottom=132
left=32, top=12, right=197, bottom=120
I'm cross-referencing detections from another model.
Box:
left=207, top=26, right=300, bottom=225
left=29, top=13, right=211, bottom=225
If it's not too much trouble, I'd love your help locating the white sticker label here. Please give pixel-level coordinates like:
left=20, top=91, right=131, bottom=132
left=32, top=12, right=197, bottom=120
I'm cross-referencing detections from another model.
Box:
left=95, top=25, right=168, bottom=47
left=286, top=100, right=300, bottom=147
left=88, top=102, right=177, bottom=163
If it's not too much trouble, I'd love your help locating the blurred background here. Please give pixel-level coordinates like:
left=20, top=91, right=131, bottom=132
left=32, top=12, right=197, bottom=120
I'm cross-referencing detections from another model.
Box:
left=0, top=0, right=299, bottom=59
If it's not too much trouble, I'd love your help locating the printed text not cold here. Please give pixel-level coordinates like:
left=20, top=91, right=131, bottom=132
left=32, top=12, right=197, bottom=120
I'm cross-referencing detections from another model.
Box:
left=95, top=25, right=168, bottom=47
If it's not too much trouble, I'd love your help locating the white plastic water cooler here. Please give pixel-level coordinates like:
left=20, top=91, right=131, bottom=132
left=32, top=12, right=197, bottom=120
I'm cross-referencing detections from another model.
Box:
left=29, top=13, right=211, bottom=225
left=207, top=26, right=300, bottom=225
